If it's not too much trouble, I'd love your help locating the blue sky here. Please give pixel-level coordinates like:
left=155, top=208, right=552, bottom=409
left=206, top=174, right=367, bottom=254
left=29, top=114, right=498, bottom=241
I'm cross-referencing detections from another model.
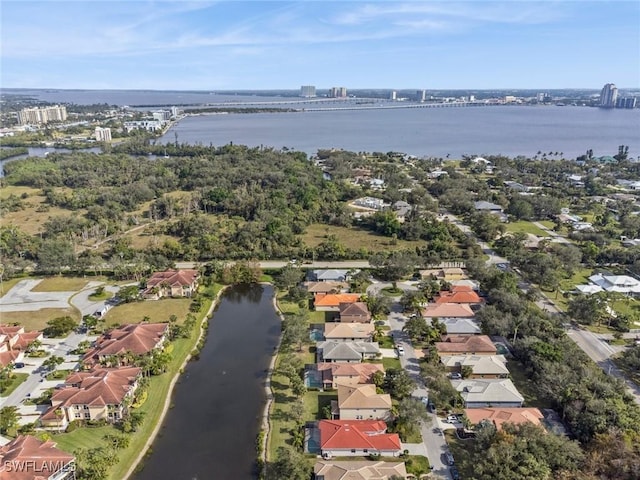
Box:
left=1, top=1, right=639, bottom=90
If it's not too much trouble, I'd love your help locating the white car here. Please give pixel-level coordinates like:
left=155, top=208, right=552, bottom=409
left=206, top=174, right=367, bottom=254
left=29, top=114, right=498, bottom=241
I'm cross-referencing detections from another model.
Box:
left=446, top=415, right=458, bottom=423
left=396, top=345, right=405, bottom=356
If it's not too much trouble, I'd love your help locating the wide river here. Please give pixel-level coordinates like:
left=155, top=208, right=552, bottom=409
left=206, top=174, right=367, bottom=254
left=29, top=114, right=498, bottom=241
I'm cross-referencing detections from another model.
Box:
left=134, top=284, right=281, bottom=480
left=161, top=105, right=639, bottom=159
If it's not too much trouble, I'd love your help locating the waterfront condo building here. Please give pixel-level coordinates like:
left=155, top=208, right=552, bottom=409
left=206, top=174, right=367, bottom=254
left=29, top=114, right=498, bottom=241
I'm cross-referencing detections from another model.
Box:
left=300, top=85, right=316, bottom=97
left=94, top=127, right=112, bottom=142
left=329, top=87, right=347, bottom=98
left=600, top=83, right=618, bottom=108
left=17, top=105, right=67, bottom=125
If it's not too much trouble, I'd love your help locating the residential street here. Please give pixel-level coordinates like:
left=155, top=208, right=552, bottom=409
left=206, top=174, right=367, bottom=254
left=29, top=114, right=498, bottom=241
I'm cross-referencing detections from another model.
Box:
left=446, top=213, right=640, bottom=405
left=380, top=291, right=452, bottom=480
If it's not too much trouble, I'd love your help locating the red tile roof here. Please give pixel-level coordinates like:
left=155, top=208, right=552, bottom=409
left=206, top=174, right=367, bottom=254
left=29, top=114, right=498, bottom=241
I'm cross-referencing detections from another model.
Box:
left=436, top=289, right=482, bottom=304
left=315, top=294, right=361, bottom=308
left=0, top=350, right=21, bottom=368
left=465, top=407, right=544, bottom=430
left=0, top=325, right=24, bottom=336
left=0, top=435, right=74, bottom=480
left=83, top=323, right=168, bottom=364
left=319, top=420, right=401, bottom=451
left=42, top=367, right=141, bottom=420
left=11, top=332, right=43, bottom=350
left=146, top=269, right=198, bottom=288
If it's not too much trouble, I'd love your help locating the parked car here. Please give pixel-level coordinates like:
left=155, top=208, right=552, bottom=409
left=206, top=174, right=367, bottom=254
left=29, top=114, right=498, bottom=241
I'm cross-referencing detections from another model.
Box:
left=14, top=362, right=25, bottom=368
left=396, top=345, right=405, bottom=356
left=450, top=372, right=462, bottom=379
left=445, top=452, right=455, bottom=466
left=447, top=414, right=458, bottom=423
left=450, top=466, right=460, bottom=480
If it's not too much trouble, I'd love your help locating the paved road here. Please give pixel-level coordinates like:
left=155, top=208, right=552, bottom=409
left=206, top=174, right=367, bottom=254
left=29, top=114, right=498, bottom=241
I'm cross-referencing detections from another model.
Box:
left=446, top=213, right=640, bottom=404
left=176, top=260, right=373, bottom=269
left=382, top=293, right=452, bottom=480
left=532, top=221, right=572, bottom=244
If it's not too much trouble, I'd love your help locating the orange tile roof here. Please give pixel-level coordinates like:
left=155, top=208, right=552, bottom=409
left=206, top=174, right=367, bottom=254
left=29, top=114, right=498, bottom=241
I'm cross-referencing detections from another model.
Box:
left=319, top=420, right=401, bottom=451
left=317, top=363, right=384, bottom=385
left=464, top=407, right=544, bottom=430
left=0, top=325, right=24, bottom=336
left=0, top=351, right=20, bottom=368
left=83, top=323, right=168, bottom=364
left=423, top=303, right=475, bottom=318
left=435, top=335, right=497, bottom=355
left=315, top=294, right=361, bottom=307
left=451, top=285, right=473, bottom=292
left=146, top=269, right=198, bottom=288
left=0, top=435, right=74, bottom=480
left=435, top=290, right=482, bottom=304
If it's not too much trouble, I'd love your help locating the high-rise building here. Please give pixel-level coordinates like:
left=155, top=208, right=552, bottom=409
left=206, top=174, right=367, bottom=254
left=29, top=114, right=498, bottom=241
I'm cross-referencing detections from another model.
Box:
left=616, top=97, right=637, bottom=109
left=600, top=83, right=618, bottom=108
left=94, top=127, right=112, bottom=142
left=300, top=85, right=316, bottom=97
left=416, top=90, right=426, bottom=102
left=17, top=105, right=67, bottom=125
left=389, top=90, right=397, bottom=101
left=329, top=87, right=347, bottom=98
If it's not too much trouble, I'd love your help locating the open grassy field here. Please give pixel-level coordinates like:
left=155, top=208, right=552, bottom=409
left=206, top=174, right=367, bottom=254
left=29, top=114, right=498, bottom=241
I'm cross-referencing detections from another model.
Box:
left=504, top=220, right=549, bottom=237
left=301, top=223, right=423, bottom=252
left=103, top=298, right=193, bottom=327
left=538, top=220, right=556, bottom=229
left=381, top=357, right=401, bottom=370
left=31, top=277, right=91, bottom=292
left=0, top=307, right=80, bottom=331
left=1, top=186, right=87, bottom=236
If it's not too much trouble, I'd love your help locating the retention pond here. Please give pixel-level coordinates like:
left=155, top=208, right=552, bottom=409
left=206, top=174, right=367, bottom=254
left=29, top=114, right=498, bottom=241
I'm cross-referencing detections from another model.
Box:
left=134, top=283, right=281, bottom=480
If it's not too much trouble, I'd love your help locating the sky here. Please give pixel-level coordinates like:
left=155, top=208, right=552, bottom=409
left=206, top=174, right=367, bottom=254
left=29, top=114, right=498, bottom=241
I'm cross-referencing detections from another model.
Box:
left=1, top=1, right=639, bottom=90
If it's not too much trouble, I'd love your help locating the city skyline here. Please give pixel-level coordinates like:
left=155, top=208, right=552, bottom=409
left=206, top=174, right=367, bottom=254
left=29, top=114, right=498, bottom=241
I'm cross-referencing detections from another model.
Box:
left=1, top=1, right=639, bottom=91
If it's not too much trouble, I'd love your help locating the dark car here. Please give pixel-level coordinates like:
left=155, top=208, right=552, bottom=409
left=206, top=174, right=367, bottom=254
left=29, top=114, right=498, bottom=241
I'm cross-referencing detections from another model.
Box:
left=450, top=466, right=460, bottom=480
left=14, top=362, right=25, bottom=368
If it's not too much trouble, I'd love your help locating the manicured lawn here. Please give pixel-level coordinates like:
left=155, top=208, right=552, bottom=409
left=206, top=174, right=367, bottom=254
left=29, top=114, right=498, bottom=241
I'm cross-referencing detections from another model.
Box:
left=303, top=390, right=337, bottom=420
left=507, top=360, right=551, bottom=409
left=0, top=308, right=80, bottom=332
left=504, top=221, right=549, bottom=237
left=378, top=335, right=394, bottom=349
left=31, top=277, right=91, bottom=292
left=51, top=283, right=221, bottom=480
left=0, top=373, right=29, bottom=396
left=403, top=455, right=431, bottom=477
left=549, top=266, right=593, bottom=312
left=381, top=357, right=401, bottom=370
left=104, top=298, right=193, bottom=327
left=0, top=277, right=25, bottom=297
left=301, top=223, right=423, bottom=252
left=88, top=291, right=114, bottom=301
left=539, top=220, right=556, bottom=229
left=268, top=360, right=297, bottom=459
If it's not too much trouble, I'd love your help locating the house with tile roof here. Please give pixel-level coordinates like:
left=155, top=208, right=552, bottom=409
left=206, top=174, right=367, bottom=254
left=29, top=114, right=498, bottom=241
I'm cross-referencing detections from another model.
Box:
left=450, top=279, right=480, bottom=291
left=423, top=303, right=475, bottom=319
left=0, top=325, right=43, bottom=367
left=83, top=322, right=168, bottom=366
left=436, top=318, right=481, bottom=335
left=332, top=383, right=392, bottom=420
left=317, top=341, right=380, bottom=363
left=435, top=335, right=497, bottom=356
left=587, top=273, right=640, bottom=295
left=143, top=269, right=199, bottom=299
left=452, top=379, right=524, bottom=408
left=315, top=363, right=385, bottom=389
left=315, top=294, right=361, bottom=311
left=40, top=367, right=141, bottom=429
left=318, top=420, right=402, bottom=458
left=338, top=302, right=372, bottom=323
left=313, top=460, right=408, bottom=480
left=435, top=289, right=483, bottom=305
left=440, top=355, right=509, bottom=378
left=305, top=281, right=349, bottom=294
left=464, top=407, right=544, bottom=431
left=324, top=323, right=374, bottom=342
left=0, top=435, right=75, bottom=480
